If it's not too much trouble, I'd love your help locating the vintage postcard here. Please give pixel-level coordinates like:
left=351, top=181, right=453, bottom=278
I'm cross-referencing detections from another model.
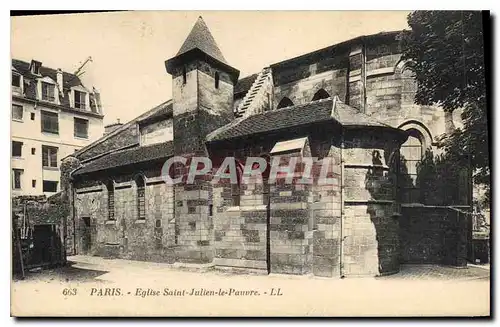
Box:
left=10, top=10, right=490, bottom=317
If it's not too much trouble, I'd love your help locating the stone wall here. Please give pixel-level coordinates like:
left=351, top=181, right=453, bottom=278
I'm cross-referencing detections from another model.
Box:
left=213, top=180, right=268, bottom=271
left=73, top=176, right=176, bottom=263
left=269, top=38, right=449, bottom=150
left=347, top=46, right=365, bottom=111
left=364, top=42, right=448, bottom=146
left=273, top=69, right=347, bottom=108
left=310, top=142, right=342, bottom=278
left=341, top=129, right=401, bottom=276
left=269, top=151, right=313, bottom=275
left=400, top=206, right=468, bottom=267
left=173, top=179, right=213, bottom=263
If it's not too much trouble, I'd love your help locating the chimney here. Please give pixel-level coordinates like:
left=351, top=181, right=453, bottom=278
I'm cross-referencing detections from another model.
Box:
left=91, top=86, right=102, bottom=114
left=103, top=118, right=123, bottom=136
left=56, top=69, right=63, bottom=93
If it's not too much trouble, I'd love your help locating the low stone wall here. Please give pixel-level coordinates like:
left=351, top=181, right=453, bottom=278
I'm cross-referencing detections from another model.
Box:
left=399, top=206, right=468, bottom=267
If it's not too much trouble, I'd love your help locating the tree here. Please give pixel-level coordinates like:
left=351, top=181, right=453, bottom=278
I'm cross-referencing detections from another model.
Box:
left=400, top=11, right=490, bottom=204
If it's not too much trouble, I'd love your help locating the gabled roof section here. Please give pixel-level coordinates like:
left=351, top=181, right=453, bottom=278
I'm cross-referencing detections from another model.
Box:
left=207, top=96, right=400, bottom=142
left=73, top=141, right=174, bottom=176
left=68, top=99, right=173, bottom=161
left=176, top=16, right=228, bottom=65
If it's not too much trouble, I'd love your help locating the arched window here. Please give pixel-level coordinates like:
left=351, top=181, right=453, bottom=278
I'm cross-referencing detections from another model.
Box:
left=182, top=66, right=187, bottom=85
left=135, top=175, right=146, bottom=220
left=214, top=72, right=220, bottom=89
left=277, top=97, right=294, bottom=109
left=312, top=89, right=330, bottom=101
left=399, top=129, right=424, bottom=203
left=106, top=180, right=115, bottom=221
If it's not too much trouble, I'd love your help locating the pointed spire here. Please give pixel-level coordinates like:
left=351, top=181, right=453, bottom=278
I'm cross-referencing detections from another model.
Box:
left=176, top=16, right=228, bottom=64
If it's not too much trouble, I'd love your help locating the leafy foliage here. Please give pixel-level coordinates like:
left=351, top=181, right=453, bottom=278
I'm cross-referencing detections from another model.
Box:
left=400, top=11, right=489, bottom=204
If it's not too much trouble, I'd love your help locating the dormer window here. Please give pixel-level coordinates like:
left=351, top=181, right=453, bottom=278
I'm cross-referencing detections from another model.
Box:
left=74, top=90, right=87, bottom=109
left=30, top=60, right=42, bottom=75
left=41, top=82, right=55, bottom=102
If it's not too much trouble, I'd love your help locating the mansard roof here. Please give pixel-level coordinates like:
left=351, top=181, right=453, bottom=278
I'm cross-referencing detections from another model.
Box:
left=11, top=58, right=84, bottom=90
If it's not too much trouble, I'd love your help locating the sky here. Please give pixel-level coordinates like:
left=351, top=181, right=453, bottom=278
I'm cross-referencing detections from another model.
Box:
left=11, top=11, right=411, bottom=126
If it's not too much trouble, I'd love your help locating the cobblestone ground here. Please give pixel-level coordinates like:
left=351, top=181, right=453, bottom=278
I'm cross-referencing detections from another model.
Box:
left=379, top=264, right=490, bottom=281
left=11, top=255, right=490, bottom=317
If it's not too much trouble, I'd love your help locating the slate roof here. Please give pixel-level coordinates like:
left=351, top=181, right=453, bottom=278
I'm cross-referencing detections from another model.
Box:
left=137, top=101, right=173, bottom=124
left=176, top=16, right=228, bottom=65
left=12, top=59, right=83, bottom=90
left=207, top=99, right=335, bottom=142
left=73, top=141, right=174, bottom=176
left=234, top=73, right=259, bottom=97
left=207, top=97, right=396, bottom=142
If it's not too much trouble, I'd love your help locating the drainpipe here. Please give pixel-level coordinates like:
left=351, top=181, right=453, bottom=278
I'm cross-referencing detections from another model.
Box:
left=340, top=129, right=345, bottom=278
left=68, top=166, right=80, bottom=256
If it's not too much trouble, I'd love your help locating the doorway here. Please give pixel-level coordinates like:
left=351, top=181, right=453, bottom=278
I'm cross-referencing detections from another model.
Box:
left=81, top=217, right=91, bottom=254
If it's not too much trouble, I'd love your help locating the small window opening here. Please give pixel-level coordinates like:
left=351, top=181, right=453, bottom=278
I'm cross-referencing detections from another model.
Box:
left=215, top=72, right=220, bottom=89
left=182, top=66, right=187, bottom=85
left=277, top=97, right=294, bottom=109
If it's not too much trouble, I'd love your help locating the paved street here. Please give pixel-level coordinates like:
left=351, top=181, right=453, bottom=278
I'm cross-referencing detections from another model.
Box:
left=11, top=255, right=490, bottom=317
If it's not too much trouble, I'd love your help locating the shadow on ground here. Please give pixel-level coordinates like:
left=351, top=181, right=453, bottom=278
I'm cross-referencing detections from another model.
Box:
left=376, top=264, right=490, bottom=281
left=13, top=260, right=109, bottom=283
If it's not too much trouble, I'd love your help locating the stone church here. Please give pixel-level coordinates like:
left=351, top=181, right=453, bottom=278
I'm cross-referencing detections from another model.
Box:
left=64, top=17, right=470, bottom=277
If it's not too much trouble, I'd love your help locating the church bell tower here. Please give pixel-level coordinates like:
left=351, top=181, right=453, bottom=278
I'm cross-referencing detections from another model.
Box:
left=165, top=16, right=240, bottom=263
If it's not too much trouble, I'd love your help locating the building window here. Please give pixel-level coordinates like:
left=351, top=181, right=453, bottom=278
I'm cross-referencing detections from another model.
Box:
left=30, top=112, right=35, bottom=120
left=32, top=180, right=36, bottom=188
left=182, top=66, right=187, bottom=85
left=135, top=175, right=146, bottom=220
left=215, top=72, right=220, bottom=89
left=12, top=104, right=23, bottom=121
left=43, top=180, right=58, bottom=193
left=12, top=141, right=23, bottom=158
left=41, top=82, right=55, bottom=102
left=12, top=169, right=23, bottom=190
left=74, top=118, right=89, bottom=138
left=74, top=90, right=87, bottom=109
left=30, top=60, right=41, bottom=75
left=41, top=110, right=59, bottom=134
left=312, top=89, right=330, bottom=101
left=12, top=73, right=21, bottom=87
left=31, top=147, right=36, bottom=155
left=106, top=180, right=115, bottom=220
left=399, top=129, right=424, bottom=203
left=42, top=145, right=58, bottom=168
left=277, top=97, right=294, bottom=109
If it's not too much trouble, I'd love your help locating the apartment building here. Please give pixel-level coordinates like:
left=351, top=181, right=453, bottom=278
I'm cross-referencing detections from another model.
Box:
left=11, top=58, right=104, bottom=197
